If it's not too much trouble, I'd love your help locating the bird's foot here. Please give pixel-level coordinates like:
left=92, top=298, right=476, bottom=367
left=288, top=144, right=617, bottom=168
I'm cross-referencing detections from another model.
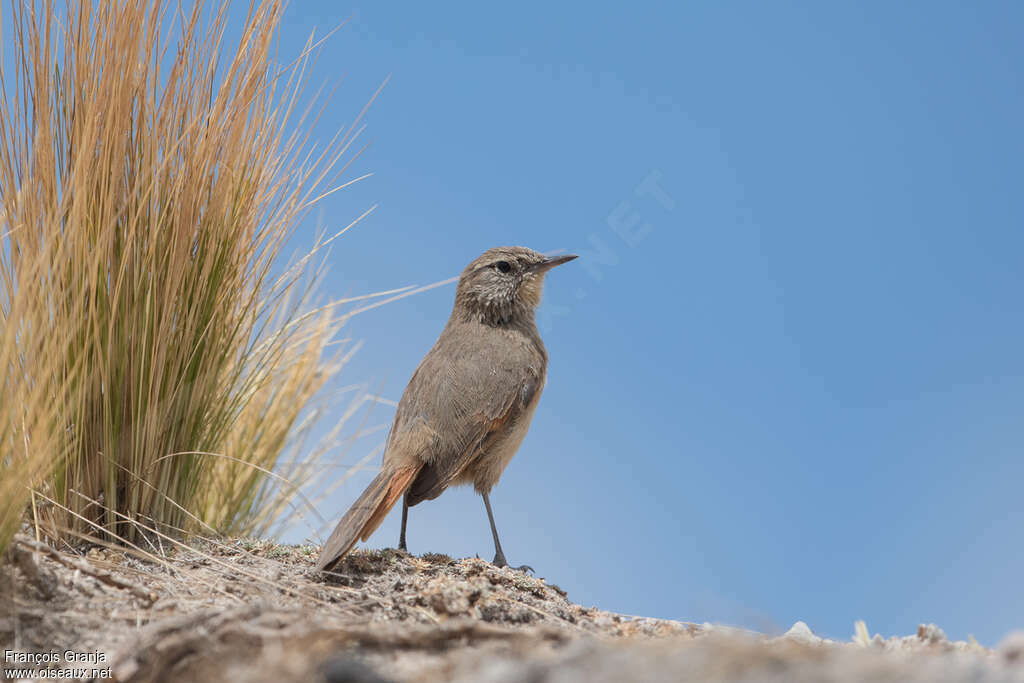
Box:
left=492, top=553, right=533, bottom=574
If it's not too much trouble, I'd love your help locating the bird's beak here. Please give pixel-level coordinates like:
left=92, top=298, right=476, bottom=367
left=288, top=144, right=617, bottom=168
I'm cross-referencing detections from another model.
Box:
left=531, top=254, right=578, bottom=272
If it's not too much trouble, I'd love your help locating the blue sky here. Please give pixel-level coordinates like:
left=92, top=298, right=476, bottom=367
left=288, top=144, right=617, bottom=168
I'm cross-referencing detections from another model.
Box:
left=270, top=2, right=1024, bottom=644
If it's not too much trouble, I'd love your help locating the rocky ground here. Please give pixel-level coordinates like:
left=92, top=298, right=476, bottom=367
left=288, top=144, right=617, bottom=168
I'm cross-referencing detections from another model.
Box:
left=2, top=534, right=1023, bottom=682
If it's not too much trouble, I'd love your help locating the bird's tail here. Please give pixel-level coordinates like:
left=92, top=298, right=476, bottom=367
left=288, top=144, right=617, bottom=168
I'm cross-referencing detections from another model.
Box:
left=315, top=464, right=422, bottom=572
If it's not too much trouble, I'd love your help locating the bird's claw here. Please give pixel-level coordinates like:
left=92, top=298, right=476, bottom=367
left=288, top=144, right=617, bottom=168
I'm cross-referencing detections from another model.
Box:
left=493, top=553, right=533, bottom=574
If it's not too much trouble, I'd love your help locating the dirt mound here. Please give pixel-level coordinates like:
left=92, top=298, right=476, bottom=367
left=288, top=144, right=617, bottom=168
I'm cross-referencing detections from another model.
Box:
left=2, top=535, right=1022, bottom=682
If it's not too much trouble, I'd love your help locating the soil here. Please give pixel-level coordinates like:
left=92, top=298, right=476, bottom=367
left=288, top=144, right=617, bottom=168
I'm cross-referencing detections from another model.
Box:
left=2, top=534, right=1023, bottom=682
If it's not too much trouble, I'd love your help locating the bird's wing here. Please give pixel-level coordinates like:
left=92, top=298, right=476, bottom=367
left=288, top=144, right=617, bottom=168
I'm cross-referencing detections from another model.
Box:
left=387, top=328, right=544, bottom=506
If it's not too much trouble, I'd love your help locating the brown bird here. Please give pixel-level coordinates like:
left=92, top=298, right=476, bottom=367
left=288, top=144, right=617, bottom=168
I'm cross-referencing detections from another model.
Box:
left=315, top=246, right=576, bottom=573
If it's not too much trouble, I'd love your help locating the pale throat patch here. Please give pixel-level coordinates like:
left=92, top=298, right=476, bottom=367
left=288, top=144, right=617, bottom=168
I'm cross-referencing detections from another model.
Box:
left=519, top=275, right=544, bottom=308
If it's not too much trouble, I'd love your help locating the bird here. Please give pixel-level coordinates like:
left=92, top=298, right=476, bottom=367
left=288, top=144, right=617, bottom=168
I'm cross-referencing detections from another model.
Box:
left=315, top=246, right=577, bottom=573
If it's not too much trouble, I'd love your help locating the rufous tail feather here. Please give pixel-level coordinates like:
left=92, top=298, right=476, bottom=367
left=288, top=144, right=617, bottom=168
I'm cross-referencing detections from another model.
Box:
left=315, top=464, right=422, bottom=572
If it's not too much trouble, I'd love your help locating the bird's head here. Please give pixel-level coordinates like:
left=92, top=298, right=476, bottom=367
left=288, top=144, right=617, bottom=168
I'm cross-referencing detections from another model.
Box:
left=454, top=246, right=577, bottom=325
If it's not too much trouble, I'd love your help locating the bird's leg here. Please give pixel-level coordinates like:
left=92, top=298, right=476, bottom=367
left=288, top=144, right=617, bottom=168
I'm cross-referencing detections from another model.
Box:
left=481, top=493, right=506, bottom=566
left=398, top=495, right=409, bottom=552
left=482, top=492, right=533, bottom=573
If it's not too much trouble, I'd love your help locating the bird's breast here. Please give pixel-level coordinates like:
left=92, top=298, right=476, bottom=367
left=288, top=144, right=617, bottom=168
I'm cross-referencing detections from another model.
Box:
left=464, top=379, right=544, bottom=494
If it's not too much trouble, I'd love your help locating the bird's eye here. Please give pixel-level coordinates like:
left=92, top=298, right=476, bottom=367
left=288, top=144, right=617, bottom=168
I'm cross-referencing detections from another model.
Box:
left=494, top=260, right=512, bottom=273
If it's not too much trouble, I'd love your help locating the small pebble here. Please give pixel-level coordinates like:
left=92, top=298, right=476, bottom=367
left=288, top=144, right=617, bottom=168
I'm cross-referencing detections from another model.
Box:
left=997, top=631, right=1024, bottom=662
left=783, top=621, right=819, bottom=643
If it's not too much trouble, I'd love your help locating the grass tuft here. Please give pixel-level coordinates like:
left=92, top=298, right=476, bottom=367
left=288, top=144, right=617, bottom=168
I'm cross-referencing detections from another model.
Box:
left=0, top=0, right=369, bottom=551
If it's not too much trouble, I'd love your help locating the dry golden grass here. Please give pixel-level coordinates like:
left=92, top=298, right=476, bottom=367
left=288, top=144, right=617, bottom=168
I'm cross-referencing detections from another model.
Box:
left=0, top=0, right=373, bottom=551
left=0, top=236, right=82, bottom=552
